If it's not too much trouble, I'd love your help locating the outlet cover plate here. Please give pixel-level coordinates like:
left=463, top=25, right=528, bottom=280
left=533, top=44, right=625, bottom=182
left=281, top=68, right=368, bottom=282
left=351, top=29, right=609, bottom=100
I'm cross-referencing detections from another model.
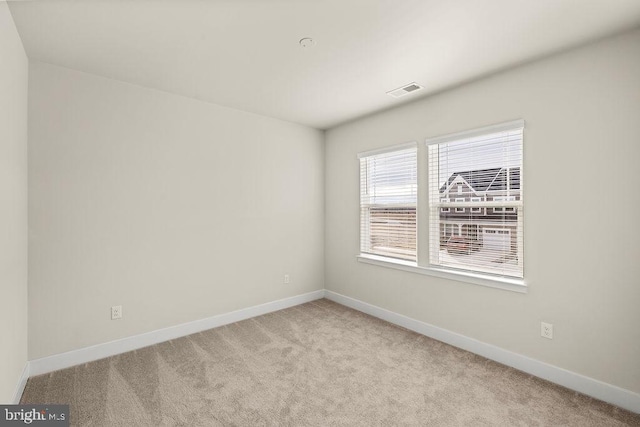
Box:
left=111, top=305, right=122, bottom=320
left=541, top=322, right=553, bottom=339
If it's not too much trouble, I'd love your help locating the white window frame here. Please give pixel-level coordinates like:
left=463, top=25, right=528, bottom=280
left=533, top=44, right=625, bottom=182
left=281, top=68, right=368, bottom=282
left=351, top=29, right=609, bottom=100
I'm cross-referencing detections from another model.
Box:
left=357, top=120, right=526, bottom=293
left=454, top=197, right=465, bottom=213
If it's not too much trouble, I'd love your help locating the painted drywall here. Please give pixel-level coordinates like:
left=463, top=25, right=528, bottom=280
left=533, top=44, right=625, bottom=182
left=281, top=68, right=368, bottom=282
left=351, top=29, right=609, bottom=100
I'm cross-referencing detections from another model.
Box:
left=0, top=2, right=29, bottom=403
left=325, top=29, right=640, bottom=394
left=28, top=62, right=324, bottom=359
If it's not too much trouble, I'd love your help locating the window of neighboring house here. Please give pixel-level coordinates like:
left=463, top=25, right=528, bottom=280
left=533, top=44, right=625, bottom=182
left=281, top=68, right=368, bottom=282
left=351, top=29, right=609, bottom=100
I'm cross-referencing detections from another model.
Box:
left=455, top=197, right=465, bottom=212
left=505, top=196, right=516, bottom=212
left=463, top=224, right=479, bottom=240
left=359, top=143, right=417, bottom=262
left=493, top=196, right=516, bottom=213
left=428, top=120, right=523, bottom=278
left=457, top=184, right=463, bottom=194
left=440, top=223, right=456, bottom=245
left=493, top=196, right=504, bottom=213
left=440, top=198, right=450, bottom=213
left=470, top=197, right=482, bottom=213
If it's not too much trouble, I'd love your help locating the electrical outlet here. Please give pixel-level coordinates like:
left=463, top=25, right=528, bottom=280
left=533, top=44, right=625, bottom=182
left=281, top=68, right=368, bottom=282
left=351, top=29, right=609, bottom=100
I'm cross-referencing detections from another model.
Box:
left=284, top=274, right=290, bottom=284
left=541, top=322, right=553, bottom=339
left=111, top=305, right=122, bottom=320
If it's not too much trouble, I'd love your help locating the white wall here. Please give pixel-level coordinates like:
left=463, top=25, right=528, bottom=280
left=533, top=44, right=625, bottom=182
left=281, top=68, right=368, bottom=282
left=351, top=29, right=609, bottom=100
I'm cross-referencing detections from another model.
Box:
left=28, top=62, right=324, bottom=360
left=0, top=2, right=29, bottom=402
left=325, top=29, right=640, bottom=394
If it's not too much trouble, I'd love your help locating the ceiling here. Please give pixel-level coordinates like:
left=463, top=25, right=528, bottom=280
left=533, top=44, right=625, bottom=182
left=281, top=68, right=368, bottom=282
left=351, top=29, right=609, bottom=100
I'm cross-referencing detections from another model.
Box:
left=8, top=0, right=640, bottom=129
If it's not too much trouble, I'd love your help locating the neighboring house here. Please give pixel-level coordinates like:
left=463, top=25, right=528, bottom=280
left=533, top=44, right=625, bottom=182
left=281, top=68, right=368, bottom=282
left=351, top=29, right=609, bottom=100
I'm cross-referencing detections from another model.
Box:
left=439, top=167, right=520, bottom=255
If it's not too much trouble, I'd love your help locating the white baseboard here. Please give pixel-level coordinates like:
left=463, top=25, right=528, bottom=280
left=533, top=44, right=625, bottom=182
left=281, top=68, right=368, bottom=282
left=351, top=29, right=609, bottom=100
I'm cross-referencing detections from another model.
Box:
left=29, top=290, right=325, bottom=377
left=22, top=288, right=640, bottom=414
left=12, top=363, right=29, bottom=404
left=324, top=290, right=640, bottom=414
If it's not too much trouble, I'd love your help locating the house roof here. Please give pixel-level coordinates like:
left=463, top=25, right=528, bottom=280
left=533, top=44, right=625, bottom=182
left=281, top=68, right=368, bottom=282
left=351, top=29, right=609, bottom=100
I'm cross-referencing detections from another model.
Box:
left=440, top=167, right=520, bottom=193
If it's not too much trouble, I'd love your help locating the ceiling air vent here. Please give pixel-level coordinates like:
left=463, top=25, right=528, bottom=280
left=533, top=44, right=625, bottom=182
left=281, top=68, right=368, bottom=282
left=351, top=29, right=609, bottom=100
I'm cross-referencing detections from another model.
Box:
left=387, top=82, right=424, bottom=98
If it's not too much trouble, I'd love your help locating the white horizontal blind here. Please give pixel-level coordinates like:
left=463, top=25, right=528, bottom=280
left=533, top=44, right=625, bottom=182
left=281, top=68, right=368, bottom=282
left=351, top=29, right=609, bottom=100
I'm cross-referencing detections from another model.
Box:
left=428, top=122, right=524, bottom=278
left=360, top=145, right=417, bottom=262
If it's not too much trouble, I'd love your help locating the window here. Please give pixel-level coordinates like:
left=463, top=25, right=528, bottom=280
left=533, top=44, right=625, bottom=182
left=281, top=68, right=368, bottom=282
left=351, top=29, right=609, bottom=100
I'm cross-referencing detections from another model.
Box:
left=359, top=143, right=417, bottom=262
left=470, top=197, right=482, bottom=213
left=445, top=224, right=455, bottom=236
left=357, top=120, right=525, bottom=290
left=493, top=196, right=516, bottom=213
left=428, top=120, right=523, bottom=278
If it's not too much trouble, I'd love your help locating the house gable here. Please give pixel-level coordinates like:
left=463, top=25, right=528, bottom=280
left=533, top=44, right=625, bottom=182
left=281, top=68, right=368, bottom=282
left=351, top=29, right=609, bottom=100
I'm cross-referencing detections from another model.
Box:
left=440, top=167, right=520, bottom=197
left=441, top=175, right=479, bottom=198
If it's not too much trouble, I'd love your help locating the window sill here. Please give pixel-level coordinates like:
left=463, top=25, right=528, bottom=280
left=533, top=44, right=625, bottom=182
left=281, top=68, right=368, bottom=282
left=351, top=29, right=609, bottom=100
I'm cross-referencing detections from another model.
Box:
left=357, top=254, right=527, bottom=293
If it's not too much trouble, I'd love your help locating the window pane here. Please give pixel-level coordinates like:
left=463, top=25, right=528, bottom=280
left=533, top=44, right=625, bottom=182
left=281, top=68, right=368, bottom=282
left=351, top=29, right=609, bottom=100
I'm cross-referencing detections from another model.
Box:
left=428, top=125, right=523, bottom=278
left=360, top=146, right=417, bottom=262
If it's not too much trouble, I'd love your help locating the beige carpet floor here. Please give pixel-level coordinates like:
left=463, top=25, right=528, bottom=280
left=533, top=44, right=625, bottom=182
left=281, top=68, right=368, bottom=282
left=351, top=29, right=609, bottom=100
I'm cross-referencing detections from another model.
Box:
left=21, top=299, right=640, bottom=426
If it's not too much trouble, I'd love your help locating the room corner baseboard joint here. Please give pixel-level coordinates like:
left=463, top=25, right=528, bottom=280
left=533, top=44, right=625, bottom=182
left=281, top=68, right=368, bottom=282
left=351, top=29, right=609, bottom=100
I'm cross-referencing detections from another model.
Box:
left=12, top=362, right=30, bottom=404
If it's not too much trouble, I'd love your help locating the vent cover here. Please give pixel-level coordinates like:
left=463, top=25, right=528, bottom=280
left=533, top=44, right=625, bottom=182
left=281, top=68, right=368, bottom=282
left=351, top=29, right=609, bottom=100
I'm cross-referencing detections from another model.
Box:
left=387, top=82, right=424, bottom=98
